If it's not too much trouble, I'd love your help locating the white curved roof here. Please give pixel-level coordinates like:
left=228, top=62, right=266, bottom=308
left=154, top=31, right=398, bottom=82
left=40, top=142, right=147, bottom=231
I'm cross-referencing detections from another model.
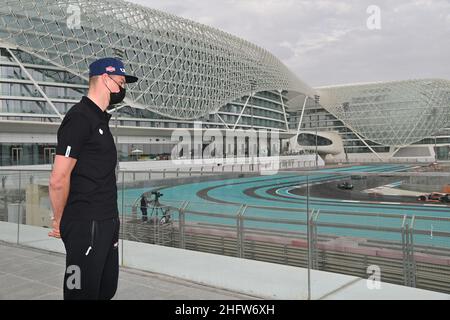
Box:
left=316, top=79, right=450, bottom=146
left=0, top=0, right=315, bottom=119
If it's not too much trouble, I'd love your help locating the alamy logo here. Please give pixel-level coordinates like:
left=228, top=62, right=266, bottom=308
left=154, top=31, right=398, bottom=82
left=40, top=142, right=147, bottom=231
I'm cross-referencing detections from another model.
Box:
left=66, top=5, right=81, bottom=30
left=366, top=5, right=381, bottom=30
left=171, top=121, right=281, bottom=175
left=367, top=265, right=381, bottom=290
left=66, top=265, right=81, bottom=290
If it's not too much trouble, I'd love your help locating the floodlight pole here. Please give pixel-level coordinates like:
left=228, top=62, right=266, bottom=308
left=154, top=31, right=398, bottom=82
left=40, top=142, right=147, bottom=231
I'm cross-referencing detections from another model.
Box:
left=314, top=95, right=320, bottom=168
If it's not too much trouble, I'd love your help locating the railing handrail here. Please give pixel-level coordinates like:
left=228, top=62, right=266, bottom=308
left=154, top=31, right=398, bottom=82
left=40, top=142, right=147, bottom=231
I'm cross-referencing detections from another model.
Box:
left=121, top=199, right=450, bottom=222
left=119, top=203, right=450, bottom=240
left=1, top=167, right=450, bottom=177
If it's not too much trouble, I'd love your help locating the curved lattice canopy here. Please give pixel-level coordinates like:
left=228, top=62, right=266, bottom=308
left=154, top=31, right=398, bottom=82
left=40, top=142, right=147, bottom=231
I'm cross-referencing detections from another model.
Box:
left=317, top=79, right=450, bottom=147
left=0, top=0, right=315, bottom=119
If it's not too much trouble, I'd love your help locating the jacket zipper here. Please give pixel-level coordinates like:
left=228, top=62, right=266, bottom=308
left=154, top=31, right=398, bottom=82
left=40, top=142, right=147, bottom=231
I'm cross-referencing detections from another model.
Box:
left=85, top=220, right=96, bottom=256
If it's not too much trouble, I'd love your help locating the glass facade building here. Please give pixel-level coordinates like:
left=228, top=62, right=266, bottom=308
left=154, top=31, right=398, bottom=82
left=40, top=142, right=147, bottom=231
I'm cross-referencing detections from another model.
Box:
left=0, top=0, right=449, bottom=166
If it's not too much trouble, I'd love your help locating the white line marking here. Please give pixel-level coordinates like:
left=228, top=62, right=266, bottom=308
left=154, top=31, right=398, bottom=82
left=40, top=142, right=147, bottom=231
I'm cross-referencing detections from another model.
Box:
left=423, top=204, right=447, bottom=207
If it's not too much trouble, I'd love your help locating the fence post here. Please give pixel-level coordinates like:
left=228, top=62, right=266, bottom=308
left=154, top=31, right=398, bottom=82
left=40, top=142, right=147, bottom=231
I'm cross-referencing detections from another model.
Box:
left=17, top=171, right=21, bottom=244
left=405, top=222, right=412, bottom=286
left=3, top=193, right=6, bottom=214
left=401, top=215, right=410, bottom=286
left=408, top=216, right=417, bottom=287
left=176, top=168, right=179, bottom=177
left=179, top=201, right=189, bottom=250
left=163, top=169, right=166, bottom=179
left=148, top=169, right=151, bottom=180
left=153, top=208, right=158, bottom=245
left=189, top=167, right=192, bottom=177
left=236, top=205, right=247, bottom=258
left=307, top=209, right=315, bottom=270
left=309, top=209, right=320, bottom=269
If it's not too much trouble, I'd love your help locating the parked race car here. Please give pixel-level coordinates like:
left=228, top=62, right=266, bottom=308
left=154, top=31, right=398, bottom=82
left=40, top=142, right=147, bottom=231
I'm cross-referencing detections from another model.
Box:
left=337, top=181, right=354, bottom=190
left=417, top=192, right=450, bottom=203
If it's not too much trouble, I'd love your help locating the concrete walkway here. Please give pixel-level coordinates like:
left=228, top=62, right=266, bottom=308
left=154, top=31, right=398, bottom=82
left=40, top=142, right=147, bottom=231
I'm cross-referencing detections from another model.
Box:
left=0, top=242, right=258, bottom=300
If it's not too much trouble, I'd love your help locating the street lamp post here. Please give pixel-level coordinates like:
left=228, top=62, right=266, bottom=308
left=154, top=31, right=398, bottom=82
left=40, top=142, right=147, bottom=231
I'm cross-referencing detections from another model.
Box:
left=249, top=80, right=257, bottom=169
left=249, top=80, right=257, bottom=130
left=314, top=95, right=320, bottom=167
left=434, top=134, right=437, bottom=162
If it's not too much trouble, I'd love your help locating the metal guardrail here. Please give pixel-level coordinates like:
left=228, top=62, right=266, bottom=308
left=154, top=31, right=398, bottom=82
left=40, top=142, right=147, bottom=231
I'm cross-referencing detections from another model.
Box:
left=326, top=157, right=436, bottom=164
left=2, top=167, right=450, bottom=294
left=0, top=159, right=318, bottom=173
left=0, top=159, right=321, bottom=188
left=118, top=198, right=450, bottom=292
left=118, top=200, right=450, bottom=293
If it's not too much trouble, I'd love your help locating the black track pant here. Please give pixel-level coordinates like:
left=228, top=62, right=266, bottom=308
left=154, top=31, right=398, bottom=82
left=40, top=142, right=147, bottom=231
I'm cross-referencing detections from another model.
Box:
left=141, top=208, right=148, bottom=221
left=60, top=217, right=120, bottom=300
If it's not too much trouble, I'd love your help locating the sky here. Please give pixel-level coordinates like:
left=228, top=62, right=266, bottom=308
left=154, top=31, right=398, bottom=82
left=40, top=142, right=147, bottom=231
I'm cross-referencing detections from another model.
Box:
left=127, top=0, right=450, bottom=87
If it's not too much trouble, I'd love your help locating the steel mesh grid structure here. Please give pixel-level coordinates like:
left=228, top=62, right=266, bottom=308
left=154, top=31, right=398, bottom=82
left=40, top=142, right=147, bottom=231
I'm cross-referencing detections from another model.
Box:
left=0, top=0, right=314, bottom=120
left=0, top=0, right=449, bottom=150
left=317, top=79, right=450, bottom=147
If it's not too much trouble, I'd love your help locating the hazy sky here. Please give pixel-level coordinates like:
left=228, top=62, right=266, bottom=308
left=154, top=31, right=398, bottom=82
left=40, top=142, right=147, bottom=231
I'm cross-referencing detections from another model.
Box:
left=127, top=0, right=450, bottom=87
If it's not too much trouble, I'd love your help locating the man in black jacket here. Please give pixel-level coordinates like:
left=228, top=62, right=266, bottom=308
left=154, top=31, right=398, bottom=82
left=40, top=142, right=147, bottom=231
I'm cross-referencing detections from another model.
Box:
left=140, top=194, right=148, bottom=222
left=48, top=57, right=137, bottom=300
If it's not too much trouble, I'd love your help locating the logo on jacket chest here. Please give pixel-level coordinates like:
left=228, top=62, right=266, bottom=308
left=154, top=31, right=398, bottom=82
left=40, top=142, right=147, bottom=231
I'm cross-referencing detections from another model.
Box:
left=99, top=128, right=103, bottom=135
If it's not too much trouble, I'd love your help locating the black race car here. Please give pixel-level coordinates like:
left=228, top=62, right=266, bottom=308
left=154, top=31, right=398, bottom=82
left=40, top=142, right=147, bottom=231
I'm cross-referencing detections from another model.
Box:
left=337, top=181, right=354, bottom=190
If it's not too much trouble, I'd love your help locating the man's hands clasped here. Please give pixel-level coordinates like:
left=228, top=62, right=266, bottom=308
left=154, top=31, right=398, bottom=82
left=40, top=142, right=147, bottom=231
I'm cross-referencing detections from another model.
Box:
left=48, top=217, right=61, bottom=238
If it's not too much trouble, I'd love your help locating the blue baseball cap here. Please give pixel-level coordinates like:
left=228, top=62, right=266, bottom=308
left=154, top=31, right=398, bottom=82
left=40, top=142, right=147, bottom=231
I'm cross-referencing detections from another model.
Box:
left=89, top=57, right=138, bottom=83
